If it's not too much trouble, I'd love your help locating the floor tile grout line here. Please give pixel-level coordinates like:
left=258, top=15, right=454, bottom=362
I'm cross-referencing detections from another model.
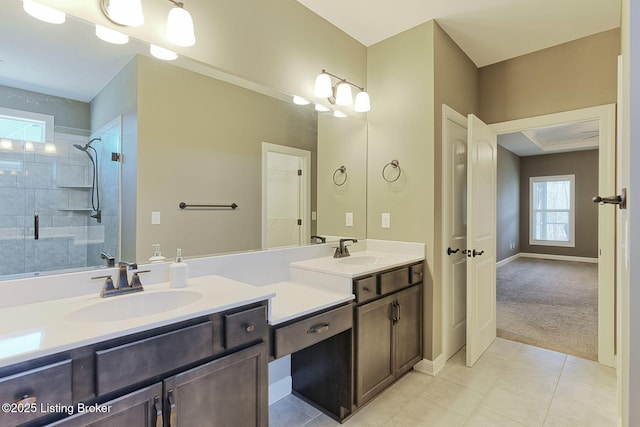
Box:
left=541, top=352, right=568, bottom=425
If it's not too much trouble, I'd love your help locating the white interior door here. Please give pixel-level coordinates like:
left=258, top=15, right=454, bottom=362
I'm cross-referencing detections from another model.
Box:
left=442, top=105, right=468, bottom=360
left=466, top=114, right=498, bottom=367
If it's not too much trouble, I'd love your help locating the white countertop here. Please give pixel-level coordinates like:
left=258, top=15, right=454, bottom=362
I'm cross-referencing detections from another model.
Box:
left=262, top=281, right=354, bottom=326
left=0, top=275, right=275, bottom=368
left=289, top=250, right=424, bottom=278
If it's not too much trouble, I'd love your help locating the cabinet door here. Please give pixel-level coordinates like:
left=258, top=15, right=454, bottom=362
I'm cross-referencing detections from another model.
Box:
left=163, top=342, right=268, bottom=427
left=49, top=383, right=162, bottom=427
left=355, top=294, right=395, bottom=407
left=394, top=285, right=423, bottom=376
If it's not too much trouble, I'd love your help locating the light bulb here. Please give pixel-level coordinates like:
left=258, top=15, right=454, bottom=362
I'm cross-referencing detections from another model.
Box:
left=105, top=0, right=144, bottom=27
left=23, top=0, right=65, bottom=24
left=293, top=96, right=310, bottom=106
left=314, top=73, right=332, bottom=98
left=150, top=44, right=178, bottom=61
left=315, top=104, right=330, bottom=112
left=354, top=91, right=371, bottom=112
left=166, top=6, right=196, bottom=47
left=0, top=139, right=13, bottom=150
left=95, top=25, right=129, bottom=45
left=335, top=82, right=353, bottom=106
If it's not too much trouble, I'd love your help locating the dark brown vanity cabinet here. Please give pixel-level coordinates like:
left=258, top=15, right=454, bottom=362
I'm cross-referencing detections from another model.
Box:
left=0, top=301, right=269, bottom=427
left=354, top=263, right=423, bottom=407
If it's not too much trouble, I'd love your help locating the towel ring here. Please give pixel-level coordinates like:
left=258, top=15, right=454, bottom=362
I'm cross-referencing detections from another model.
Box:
left=333, top=166, right=347, bottom=186
left=382, top=160, right=401, bottom=183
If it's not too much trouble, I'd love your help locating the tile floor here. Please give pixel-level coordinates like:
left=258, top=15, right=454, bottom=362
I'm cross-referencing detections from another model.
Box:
left=269, top=338, right=617, bottom=427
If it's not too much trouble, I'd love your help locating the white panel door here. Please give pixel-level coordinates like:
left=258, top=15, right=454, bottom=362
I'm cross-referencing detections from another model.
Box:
left=442, top=105, right=468, bottom=360
left=466, top=114, right=498, bottom=367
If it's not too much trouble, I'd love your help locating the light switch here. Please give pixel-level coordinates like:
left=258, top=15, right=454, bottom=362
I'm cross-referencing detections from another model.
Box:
left=345, top=212, right=353, bottom=227
left=382, top=212, right=391, bottom=228
left=151, top=211, right=161, bottom=225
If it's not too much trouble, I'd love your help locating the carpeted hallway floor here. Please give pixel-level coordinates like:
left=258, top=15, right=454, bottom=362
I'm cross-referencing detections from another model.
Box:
left=496, top=257, right=598, bottom=361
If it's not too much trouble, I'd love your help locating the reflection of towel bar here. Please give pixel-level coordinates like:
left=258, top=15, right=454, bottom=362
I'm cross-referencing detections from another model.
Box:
left=179, top=202, right=238, bottom=210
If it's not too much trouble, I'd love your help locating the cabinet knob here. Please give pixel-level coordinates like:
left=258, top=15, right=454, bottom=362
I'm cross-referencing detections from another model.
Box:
left=245, top=324, right=255, bottom=332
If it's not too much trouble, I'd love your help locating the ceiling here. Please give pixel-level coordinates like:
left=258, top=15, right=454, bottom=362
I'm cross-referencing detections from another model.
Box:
left=498, top=120, right=600, bottom=157
left=296, top=0, right=621, bottom=67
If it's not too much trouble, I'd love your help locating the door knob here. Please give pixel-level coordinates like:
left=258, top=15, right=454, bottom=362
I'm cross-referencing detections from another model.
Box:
left=447, top=247, right=460, bottom=256
left=472, top=249, right=484, bottom=257
left=593, top=188, right=626, bottom=209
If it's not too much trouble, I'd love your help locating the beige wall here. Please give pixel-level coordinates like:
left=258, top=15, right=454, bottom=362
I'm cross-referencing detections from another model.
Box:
left=135, top=56, right=317, bottom=261
left=479, top=29, right=620, bottom=123
left=367, top=21, right=480, bottom=359
left=496, top=145, right=521, bottom=262
left=432, top=22, right=480, bottom=358
left=317, top=115, right=367, bottom=240
left=37, top=0, right=366, bottom=107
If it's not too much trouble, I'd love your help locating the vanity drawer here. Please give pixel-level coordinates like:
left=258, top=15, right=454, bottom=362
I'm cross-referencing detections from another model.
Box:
left=0, top=359, right=72, bottom=426
left=410, top=262, right=424, bottom=284
left=273, top=304, right=352, bottom=359
left=95, top=321, right=213, bottom=396
left=379, top=267, right=409, bottom=295
left=354, top=275, right=378, bottom=303
left=225, top=306, right=268, bottom=349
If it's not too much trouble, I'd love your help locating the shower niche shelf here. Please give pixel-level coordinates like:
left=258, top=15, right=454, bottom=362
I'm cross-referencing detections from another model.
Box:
left=56, top=184, right=92, bottom=189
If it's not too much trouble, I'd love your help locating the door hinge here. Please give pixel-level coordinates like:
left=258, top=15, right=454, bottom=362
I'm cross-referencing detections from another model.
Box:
left=297, top=219, right=302, bottom=226
left=298, top=169, right=302, bottom=176
left=111, top=152, right=121, bottom=162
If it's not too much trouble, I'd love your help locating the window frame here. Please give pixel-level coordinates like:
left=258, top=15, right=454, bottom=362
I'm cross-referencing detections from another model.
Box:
left=529, top=174, right=576, bottom=248
left=0, top=106, right=54, bottom=144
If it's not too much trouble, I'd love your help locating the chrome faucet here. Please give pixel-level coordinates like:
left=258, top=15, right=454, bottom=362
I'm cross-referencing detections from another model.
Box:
left=334, top=238, right=358, bottom=258
left=91, top=261, right=149, bottom=298
left=100, top=251, right=115, bottom=267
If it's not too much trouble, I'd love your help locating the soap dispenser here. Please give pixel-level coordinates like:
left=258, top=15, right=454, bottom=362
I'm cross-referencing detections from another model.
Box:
left=169, top=248, right=188, bottom=288
left=149, top=244, right=166, bottom=263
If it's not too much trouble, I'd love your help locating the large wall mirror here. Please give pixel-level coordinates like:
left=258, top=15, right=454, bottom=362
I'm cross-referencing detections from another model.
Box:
left=0, top=0, right=367, bottom=280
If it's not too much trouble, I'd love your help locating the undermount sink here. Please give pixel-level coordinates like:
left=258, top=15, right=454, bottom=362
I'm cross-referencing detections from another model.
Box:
left=67, top=290, right=203, bottom=323
left=338, top=255, right=385, bottom=266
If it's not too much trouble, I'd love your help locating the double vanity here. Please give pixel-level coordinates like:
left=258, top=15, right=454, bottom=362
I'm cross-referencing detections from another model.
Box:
left=0, top=240, right=424, bottom=426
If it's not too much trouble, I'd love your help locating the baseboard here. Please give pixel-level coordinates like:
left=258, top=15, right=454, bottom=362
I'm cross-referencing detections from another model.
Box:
left=268, top=376, right=292, bottom=405
left=413, top=354, right=446, bottom=377
left=519, top=252, right=598, bottom=264
left=496, top=253, right=520, bottom=268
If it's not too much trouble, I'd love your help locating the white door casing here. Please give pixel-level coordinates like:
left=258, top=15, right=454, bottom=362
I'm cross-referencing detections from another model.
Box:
left=491, top=104, right=617, bottom=367
left=466, top=114, right=498, bottom=367
left=441, top=105, right=468, bottom=360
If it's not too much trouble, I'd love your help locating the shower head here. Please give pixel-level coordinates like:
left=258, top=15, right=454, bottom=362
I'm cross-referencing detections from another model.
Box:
left=73, top=143, right=87, bottom=151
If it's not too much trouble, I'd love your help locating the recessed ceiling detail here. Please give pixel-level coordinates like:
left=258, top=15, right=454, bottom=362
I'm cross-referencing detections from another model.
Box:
left=498, top=119, right=599, bottom=157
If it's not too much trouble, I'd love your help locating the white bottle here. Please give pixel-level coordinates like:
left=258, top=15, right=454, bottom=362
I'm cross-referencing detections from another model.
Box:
left=169, top=248, right=188, bottom=288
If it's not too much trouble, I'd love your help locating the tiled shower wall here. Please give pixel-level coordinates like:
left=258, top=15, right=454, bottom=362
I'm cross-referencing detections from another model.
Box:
left=0, top=130, right=119, bottom=277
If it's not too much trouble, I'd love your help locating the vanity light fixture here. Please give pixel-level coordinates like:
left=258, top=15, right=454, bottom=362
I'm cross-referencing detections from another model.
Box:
left=314, top=69, right=371, bottom=112
left=99, top=0, right=195, bottom=47
left=23, top=0, right=66, bottom=24
left=95, top=25, right=129, bottom=45
left=100, top=0, right=144, bottom=27
left=293, top=96, right=310, bottom=106
left=333, top=111, right=348, bottom=118
left=43, top=142, right=57, bottom=154
left=315, top=104, right=330, bottom=112
left=24, top=141, right=34, bottom=152
left=150, top=44, right=178, bottom=61
left=166, top=0, right=196, bottom=47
